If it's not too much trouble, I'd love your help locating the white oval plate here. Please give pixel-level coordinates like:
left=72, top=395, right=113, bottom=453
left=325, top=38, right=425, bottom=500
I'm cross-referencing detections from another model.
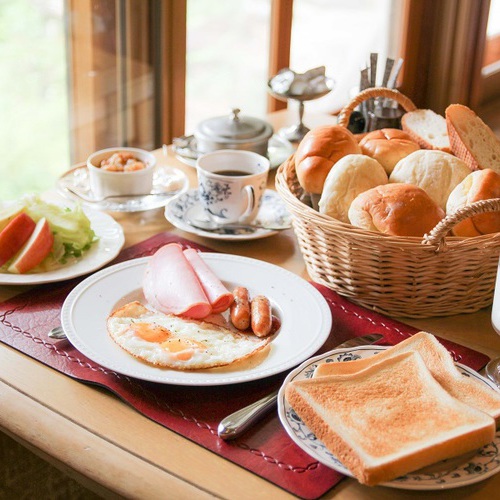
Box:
left=61, top=253, right=332, bottom=386
left=0, top=208, right=124, bottom=285
left=57, top=164, right=188, bottom=212
left=278, top=345, right=500, bottom=490
left=165, top=189, right=292, bottom=241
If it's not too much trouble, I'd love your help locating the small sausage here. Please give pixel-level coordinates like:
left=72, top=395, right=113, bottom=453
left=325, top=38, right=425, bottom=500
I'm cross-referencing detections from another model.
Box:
left=250, top=295, right=272, bottom=337
left=230, top=287, right=251, bottom=330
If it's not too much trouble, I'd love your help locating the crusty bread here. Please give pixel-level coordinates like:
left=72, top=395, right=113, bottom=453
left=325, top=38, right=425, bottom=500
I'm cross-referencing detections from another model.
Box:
left=389, top=149, right=471, bottom=209
left=446, top=104, right=500, bottom=173
left=401, top=109, right=451, bottom=153
left=348, top=183, right=445, bottom=237
left=314, top=331, right=500, bottom=424
left=318, top=154, right=388, bottom=223
left=359, top=128, right=420, bottom=174
left=286, top=351, right=495, bottom=486
left=294, top=125, right=361, bottom=194
left=446, top=169, right=500, bottom=236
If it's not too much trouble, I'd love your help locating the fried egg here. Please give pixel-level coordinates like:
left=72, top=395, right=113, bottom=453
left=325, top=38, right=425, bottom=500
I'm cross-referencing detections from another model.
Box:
left=107, top=301, right=271, bottom=370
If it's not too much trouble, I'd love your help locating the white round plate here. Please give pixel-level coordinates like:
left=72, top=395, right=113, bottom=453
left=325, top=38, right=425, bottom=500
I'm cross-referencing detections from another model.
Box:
left=278, top=345, right=500, bottom=490
left=57, top=164, right=188, bottom=212
left=164, top=189, right=292, bottom=241
left=172, top=133, right=295, bottom=170
left=61, top=253, right=332, bottom=386
left=0, top=208, right=124, bottom=285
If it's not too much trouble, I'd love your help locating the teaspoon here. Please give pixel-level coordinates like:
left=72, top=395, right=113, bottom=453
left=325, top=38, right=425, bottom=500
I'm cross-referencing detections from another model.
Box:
left=186, top=218, right=290, bottom=233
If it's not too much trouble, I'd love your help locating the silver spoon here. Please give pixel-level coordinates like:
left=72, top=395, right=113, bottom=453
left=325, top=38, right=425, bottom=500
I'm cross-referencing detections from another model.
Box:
left=64, top=186, right=179, bottom=204
left=186, top=217, right=290, bottom=233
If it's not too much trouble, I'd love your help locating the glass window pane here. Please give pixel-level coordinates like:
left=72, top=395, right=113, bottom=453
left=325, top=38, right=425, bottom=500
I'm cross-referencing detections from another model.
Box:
left=290, top=0, right=402, bottom=114
left=0, top=0, right=69, bottom=199
left=185, top=0, right=271, bottom=134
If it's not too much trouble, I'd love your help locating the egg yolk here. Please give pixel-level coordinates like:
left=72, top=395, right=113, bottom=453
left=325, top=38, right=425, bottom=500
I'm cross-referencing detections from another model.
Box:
left=132, top=322, right=171, bottom=342
left=161, top=338, right=206, bottom=361
left=114, top=302, right=149, bottom=318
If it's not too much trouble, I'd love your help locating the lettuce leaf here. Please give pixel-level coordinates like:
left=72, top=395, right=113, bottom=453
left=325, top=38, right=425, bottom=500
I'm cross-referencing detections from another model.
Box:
left=22, top=195, right=97, bottom=264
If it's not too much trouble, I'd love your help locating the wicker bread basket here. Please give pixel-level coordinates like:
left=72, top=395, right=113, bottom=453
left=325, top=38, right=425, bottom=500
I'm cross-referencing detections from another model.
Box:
left=275, top=88, right=500, bottom=318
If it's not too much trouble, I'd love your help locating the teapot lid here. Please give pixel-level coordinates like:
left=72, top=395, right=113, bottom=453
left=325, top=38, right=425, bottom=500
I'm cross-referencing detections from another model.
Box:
left=196, top=108, right=273, bottom=142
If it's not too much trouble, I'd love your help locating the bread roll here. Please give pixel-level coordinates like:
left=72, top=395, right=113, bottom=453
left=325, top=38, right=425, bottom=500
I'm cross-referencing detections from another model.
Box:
left=389, top=150, right=470, bottom=209
left=401, top=109, right=451, bottom=152
left=318, top=154, right=388, bottom=223
left=446, top=104, right=500, bottom=173
left=295, top=125, right=361, bottom=194
left=446, top=168, right=500, bottom=237
left=348, top=183, right=445, bottom=237
left=359, top=128, right=420, bottom=174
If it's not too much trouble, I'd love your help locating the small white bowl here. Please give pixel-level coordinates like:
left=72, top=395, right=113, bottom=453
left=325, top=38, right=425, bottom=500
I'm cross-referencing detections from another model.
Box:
left=87, top=147, right=156, bottom=199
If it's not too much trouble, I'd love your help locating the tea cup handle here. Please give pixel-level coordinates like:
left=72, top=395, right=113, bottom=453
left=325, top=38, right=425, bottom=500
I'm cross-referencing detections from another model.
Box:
left=240, top=185, right=256, bottom=222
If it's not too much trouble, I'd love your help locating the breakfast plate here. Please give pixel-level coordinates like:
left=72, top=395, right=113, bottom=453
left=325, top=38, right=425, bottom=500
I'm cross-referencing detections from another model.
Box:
left=172, top=134, right=295, bottom=170
left=278, top=346, right=500, bottom=490
left=61, top=253, right=332, bottom=385
left=164, top=189, right=292, bottom=240
left=0, top=208, right=124, bottom=285
left=57, top=164, right=189, bottom=212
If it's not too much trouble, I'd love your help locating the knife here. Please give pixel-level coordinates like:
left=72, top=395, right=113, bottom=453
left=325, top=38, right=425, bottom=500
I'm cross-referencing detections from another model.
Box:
left=217, top=333, right=383, bottom=440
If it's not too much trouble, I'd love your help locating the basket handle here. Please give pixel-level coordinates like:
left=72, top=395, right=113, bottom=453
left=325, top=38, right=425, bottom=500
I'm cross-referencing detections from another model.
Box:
left=423, top=198, right=500, bottom=249
left=337, top=87, right=417, bottom=128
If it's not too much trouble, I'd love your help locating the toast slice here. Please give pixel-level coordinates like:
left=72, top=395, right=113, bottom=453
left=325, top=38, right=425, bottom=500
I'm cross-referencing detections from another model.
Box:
left=446, top=104, right=500, bottom=173
left=313, top=332, right=500, bottom=424
left=401, top=109, right=451, bottom=152
left=286, top=351, right=495, bottom=486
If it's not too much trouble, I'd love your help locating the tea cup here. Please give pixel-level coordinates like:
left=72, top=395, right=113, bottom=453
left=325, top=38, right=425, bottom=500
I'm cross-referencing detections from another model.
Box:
left=196, top=150, right=270, bottom=225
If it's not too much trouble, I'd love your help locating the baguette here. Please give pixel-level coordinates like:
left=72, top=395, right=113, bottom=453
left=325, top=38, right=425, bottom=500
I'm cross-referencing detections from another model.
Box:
left=286, top=351, right=495, bottom=486
left=446, top=104, right=500, bottom=173
left=314, top=331, right=500, bottom=424
left=401, top=109, right=451, bottom=153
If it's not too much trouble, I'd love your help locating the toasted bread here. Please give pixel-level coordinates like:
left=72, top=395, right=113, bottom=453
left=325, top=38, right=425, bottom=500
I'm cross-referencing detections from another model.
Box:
left=286, top=351, right=495, bottom=486
left=313, top=332, right=500, bottom=424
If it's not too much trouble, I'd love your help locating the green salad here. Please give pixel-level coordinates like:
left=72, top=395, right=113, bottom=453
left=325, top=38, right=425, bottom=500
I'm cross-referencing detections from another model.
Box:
left=1, top=195, right=97, bottom=272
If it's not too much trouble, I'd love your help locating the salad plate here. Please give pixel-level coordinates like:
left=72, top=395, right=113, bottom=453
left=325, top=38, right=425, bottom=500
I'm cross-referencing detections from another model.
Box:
left=0, top=207, right=124, bottom=285
left=278, top=345, right=500, bottom=490
left=61, top=253, right=332, bottom=386
left=57, top=164, right=188, bottom=212
left=164, top=189, right=292, bottom=240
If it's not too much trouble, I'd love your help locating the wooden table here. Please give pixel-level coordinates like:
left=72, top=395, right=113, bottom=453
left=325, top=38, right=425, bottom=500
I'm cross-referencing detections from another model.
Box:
left=1, top=110, right=500, bottom=499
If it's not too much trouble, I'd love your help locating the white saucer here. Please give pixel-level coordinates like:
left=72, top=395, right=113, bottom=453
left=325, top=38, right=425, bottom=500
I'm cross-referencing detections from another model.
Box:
left=57, top=164, right=189, bottom=212
left=164, top=189, right=292, bottom=240
left=172, top=134, right=295, bottom=169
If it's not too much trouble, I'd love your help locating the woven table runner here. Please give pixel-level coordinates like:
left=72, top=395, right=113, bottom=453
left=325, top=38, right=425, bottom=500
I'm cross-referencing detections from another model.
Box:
left=0, top=232, right=490, bottom=499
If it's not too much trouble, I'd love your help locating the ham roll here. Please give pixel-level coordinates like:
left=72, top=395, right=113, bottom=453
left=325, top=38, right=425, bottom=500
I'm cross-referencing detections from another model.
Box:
left=143, top=243, right=212, bottom=319
left=183, top=248, right=234, bottom=313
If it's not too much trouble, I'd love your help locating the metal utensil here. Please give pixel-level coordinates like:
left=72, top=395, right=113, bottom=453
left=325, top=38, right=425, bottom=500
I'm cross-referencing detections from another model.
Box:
left=64, top=186, right=179, bottom=204
left=186, top=217, right=290, bottom=233
left=217, top=333, right=384, bottom=440
left=48, top=326, right=67, bottom=340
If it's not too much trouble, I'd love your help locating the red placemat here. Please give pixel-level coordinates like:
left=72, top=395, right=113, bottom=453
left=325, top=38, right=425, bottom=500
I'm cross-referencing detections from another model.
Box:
left=0, top=232, right=490, bottom=499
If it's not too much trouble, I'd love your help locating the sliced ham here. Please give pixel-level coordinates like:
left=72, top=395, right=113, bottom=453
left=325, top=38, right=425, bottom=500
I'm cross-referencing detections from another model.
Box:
left=143, top=243, right=212, bottom=319
left=183, top=248, right=234, bottom=313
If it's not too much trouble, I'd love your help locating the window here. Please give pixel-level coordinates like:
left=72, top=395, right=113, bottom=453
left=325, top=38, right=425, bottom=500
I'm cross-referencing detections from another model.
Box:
left=2, top=0, right=406, bottom=200
left=0, top=0, right=69, bottom=199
